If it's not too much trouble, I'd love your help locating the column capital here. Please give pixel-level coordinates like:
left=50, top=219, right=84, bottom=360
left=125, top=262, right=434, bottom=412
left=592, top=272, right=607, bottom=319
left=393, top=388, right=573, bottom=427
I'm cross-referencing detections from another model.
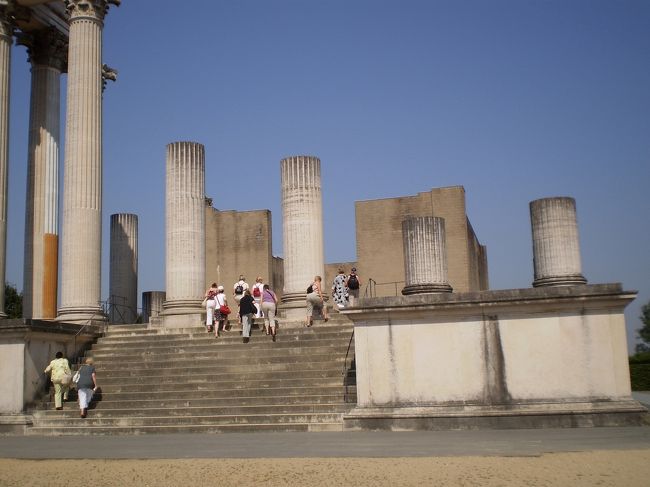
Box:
left=17, top=28, right=68, bottom=72
left=65, top=0, right=120, bottom=24
left=0, top=1, right=15, bottom=41
left=101, top=63, right=117, bottom=91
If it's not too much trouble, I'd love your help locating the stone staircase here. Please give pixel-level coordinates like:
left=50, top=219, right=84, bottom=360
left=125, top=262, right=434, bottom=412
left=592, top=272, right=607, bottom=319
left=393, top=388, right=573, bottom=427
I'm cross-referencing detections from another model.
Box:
left=28, top=315, right=356, bottom=435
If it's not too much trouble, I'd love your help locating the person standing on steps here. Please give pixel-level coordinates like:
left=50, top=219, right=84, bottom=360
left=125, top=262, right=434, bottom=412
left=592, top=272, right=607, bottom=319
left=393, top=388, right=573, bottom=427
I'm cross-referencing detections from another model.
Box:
left=332, top=267, right=348, bottom=308
left=345, top=267, right=361, bottom=307
left=251, top=276, right=265, bottom=318
left=306, top=275, right=329, bottom=327
left=44, top=351, right=71, bottom=411
left=233, top=275, right=249, bottom=325
left=261, top=284, right=278, bottom=341
left=204, top=282, right=219, bottom=332
left=76, top=357, right=98, bottom=419
left=213, top=285, right=229, bottom=337
left=239, top=289, right=257, bottom=343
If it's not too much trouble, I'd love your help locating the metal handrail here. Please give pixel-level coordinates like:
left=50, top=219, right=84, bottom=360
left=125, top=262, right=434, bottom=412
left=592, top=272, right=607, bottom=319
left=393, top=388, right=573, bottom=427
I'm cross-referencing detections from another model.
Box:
left=342, top=328, right=355, bottom=403
left=72, top=301, right=110, bottom=364
left=369, top=280, right=405, bottom=297
left=364, top=278, right=376, bottom=298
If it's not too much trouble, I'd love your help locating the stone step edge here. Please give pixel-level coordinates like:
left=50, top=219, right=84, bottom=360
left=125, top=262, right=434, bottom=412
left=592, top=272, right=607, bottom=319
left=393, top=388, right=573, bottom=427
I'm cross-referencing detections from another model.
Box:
left=26, top=423, right=343, bottom=433
left=94, top=334, right=356, bottom=347
left=103, top=323, right=353, bottom=338
left=35, top=403, right=351, bottom=414
left=88, top=355, right=352, bottom=368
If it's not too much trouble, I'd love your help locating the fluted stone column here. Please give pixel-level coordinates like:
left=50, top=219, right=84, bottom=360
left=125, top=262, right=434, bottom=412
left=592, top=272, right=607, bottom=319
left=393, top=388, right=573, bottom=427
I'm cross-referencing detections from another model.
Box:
left=162, top=142, right=205, bottom=327
left=401, top=216, right=453, bottom=295
left=0, top=5, right=12, bottom=318
left=21, top=29, right=67, bottom=320
left=142, top=291, right=165, bottom=324
left=280, top=156, right=325, bottom=318
left=57, top=0, right=120, bottom=323
left=530, top=197, right=587, bottom=287
left=109, top=213, right=138, bottom=324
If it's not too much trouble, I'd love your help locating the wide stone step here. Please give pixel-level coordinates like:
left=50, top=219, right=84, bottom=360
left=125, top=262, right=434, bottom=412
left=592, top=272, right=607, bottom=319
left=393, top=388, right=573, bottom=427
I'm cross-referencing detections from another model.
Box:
left=62, top=385, right=355, bottom=402
left=88, top=340, right=351, bottom=358
left=95, top=368, right=353, bottom=385
left=43, top=393, right=357, bottom=410
left=27, top=422, right=342, bottom=435
left=43, top=393, right=356, bottom=410
left=95, top=329, right=355, bottom=348
left=89, top=337, right=354, bottom=356
left=88, top=352, right=352, bottom=370
left=90, top=376, right=353, bottom=394
left=102, top=320, right=352, bottom=338
left=30, top=412, right=345, bottom=428
left=35, top=403, right=350, bottom=421
left=94, top=360, right=354, bottom=378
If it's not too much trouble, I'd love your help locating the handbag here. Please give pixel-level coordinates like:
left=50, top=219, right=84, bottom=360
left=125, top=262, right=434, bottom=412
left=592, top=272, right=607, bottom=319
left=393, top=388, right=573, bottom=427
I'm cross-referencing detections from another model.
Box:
left=201, top=297, right=208, bottom=307
left=72, top=369, right=81, bottom=385
left=60, top=372, right=72, bottom=385
left=220, top=304, right=231, bottom=315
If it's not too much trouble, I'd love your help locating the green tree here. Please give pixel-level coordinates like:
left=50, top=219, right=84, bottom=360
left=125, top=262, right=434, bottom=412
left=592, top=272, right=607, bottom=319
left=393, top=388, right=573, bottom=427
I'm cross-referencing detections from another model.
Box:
left=637, top=300, right=650, bottom=348
left=4, top=283, right=22, bottom=319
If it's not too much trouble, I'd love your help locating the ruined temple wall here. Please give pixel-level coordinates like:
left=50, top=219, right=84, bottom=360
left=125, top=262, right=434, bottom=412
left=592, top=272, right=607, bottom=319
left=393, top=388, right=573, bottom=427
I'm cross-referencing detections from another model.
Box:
left=205, top=206, right=274, bottom=293
left=356, top=186, right=487, bottom=295
left=271, top=256, right=284, bottom=300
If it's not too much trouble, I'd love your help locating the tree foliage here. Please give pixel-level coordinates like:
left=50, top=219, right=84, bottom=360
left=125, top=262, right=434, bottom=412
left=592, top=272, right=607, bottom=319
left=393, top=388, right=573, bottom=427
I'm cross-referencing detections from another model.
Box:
left=4, top=283, right=22, bottom=319
left=638, top=300, right=650, bottom=346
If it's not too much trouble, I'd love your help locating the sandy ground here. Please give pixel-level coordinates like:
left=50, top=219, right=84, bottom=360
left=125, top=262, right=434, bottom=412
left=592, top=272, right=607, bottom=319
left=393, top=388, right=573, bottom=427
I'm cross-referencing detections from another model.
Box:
left=0, top=450, right=649, bottom=487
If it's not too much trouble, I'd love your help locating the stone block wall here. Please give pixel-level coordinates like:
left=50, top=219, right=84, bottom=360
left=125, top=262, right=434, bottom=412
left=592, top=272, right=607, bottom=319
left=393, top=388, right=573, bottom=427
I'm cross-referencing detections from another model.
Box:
left=355, top=186, right=488, bottom=296
left=205, top=205, right=275, bottom=295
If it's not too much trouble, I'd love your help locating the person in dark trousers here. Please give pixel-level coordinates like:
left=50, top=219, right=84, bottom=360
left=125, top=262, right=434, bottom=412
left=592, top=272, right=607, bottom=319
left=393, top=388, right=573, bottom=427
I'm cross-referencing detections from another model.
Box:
left=239, top=289, right=257, bottom=343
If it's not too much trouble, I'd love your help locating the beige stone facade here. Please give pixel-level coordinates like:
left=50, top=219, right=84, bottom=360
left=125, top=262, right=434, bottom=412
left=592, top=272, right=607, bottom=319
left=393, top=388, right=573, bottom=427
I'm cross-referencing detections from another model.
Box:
left=355, top=186, right=488, bottom=296
left=205, top=204, right=277, bottom=298
left=204, top=186, right=487, bottom=305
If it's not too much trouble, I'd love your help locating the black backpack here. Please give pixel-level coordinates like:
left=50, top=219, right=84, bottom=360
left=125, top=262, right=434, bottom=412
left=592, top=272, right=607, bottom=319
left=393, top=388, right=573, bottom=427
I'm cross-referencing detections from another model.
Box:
left=235, top=284, right=244, bottom=295
left=347, top=275, right=359, bottom=290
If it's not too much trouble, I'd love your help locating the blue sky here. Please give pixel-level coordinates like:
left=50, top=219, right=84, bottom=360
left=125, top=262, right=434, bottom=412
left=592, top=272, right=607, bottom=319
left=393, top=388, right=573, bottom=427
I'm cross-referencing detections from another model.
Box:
left=5, top=0, right=650, bottom=349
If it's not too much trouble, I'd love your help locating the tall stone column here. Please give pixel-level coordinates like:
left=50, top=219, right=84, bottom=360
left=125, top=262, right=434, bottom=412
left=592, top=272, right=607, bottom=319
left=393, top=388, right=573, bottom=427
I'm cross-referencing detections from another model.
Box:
left=280, top=155, right=325, bottom=318
left=162, top=142, right=205, bottom=327
left=109, top=213, right=138, bottom=324
left=530, top=197, right=587, bottom=287
left=57, top=0, right=120, bottom=323
left=0, top=4, right=12, bottom=319
left=21, top=29, right=67, bottom=320
left=142, top=291, right=165, bottom=324
left=401, top=216, right=453, bottom=295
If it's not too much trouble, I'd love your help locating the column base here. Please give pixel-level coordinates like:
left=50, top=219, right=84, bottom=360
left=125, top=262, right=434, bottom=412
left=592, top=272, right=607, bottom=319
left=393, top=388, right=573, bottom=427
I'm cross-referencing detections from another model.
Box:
left=401, top=283, right=453, bottom=295
left=277, top=299, right=308, bottom=320
left=279, top=292, right=307, bottom=305
left=56, top=306, right=107, bottom=324
left=161, top=299, right=204, bottom=328
left=533, top=275, right=587, bottom=287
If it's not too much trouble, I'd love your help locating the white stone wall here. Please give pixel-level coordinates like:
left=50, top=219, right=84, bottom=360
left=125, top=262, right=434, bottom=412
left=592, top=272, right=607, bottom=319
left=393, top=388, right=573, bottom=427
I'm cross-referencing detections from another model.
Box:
left=349, top=286, right=634, bottom=409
